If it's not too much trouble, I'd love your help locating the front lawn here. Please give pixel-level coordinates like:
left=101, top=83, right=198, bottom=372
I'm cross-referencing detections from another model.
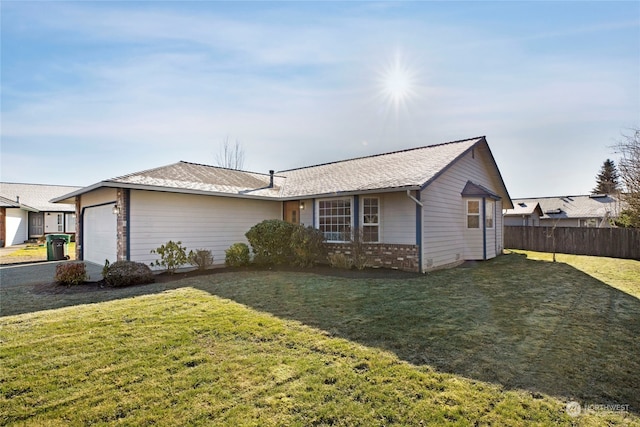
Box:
left=0, top=242, right=76, bottom=264
left=1, top=252, right=638, bottom=425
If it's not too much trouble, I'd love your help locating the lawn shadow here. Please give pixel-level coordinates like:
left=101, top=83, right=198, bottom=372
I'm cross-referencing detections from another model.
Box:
left=2, top=254, right=638, bottom=414
left=189, top=253, right=640, bottom=414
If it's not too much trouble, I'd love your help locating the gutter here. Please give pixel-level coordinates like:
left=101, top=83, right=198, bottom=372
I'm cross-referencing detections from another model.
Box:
left=406, top=190, right=424, bottom=273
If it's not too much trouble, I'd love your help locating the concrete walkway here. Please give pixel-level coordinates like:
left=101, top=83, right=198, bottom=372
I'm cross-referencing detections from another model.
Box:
left=0, top=261, right=103, bottom=287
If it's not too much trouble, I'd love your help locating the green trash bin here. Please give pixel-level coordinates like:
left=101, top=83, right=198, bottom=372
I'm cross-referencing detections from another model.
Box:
left=46, top=234, right=71, bottom=261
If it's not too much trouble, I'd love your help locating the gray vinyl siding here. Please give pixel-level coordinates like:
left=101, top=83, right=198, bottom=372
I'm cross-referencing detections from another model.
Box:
left=80, top=187, right=117, bottom=208
left=421, top=147, right=505, bottom=271
left=300, top=199, right=313, bottom=227
left=377, top=192, right=415, bottom=245
left=129, top=190, right=281, bottom=269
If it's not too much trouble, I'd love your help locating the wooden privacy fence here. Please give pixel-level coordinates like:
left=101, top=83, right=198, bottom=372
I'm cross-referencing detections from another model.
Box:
left=504, top=226, right=640, bottom=260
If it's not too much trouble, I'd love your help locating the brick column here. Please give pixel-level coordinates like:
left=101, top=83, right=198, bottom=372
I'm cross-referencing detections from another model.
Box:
left=116, top=188, right=129, bottom=261
left=75, top=196, right=82, bottom=259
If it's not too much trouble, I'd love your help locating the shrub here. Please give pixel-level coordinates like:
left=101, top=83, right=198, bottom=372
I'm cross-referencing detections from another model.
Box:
left=291, top=225, right=326, bottom=267
left=105, top=261, right=155, bottom=287
left=55, top=262, right=88, bottom=286
left=188, top=249, right=214, bottom=271
left=328, top=253, right=352, bottom=269
left=350, top=229, right=369, bottom=270
left=225, top=243, right=251, bottom=267
left=150, top=240, right=188, bottom=274
left=245, top=220, right=295, bottom=265
left=102, top=259, right=110, bottom=279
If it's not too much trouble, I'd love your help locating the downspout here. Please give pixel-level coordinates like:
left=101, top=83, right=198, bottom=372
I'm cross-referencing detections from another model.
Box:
left=125, top=189, right=131, bottom=261
left=406, top=190, right=424, bottom=273
left=482, top=197, right=487, bottom=260
left=406, top=190, right=423, bottom=207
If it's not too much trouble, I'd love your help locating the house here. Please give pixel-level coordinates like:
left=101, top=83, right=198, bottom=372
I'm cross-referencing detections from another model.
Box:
left=0, top=183, right=82, bottom=247
left=504, top=201, right=543, bottom=226
left=506, top=194, right=623, bottom=228
left=52, top=136, right=513, bottom=273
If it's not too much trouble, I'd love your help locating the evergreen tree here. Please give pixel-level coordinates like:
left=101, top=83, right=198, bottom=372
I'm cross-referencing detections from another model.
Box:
left=592, top=158, right=620, bottom=194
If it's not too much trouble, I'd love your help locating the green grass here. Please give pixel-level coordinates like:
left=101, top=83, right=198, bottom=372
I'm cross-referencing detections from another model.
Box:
left=1, top=252, right=639, bottom=425
left=3, top=242, right=76, bottom=259
left=508, top=249, right=640, bottom=298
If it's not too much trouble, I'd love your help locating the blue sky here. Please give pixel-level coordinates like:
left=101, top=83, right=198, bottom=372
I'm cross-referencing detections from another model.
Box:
left=1, top=1, right=638, bottom=198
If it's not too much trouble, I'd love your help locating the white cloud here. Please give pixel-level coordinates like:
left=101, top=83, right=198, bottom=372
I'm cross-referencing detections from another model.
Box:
left=1, top=2, right=638, bottom=195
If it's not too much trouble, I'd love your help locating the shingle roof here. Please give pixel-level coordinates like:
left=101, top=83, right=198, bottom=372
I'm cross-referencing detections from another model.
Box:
left=504, top=201, right=543, bottom=216
left=277, top=137, right=482, bottom=197
left=109, top=162, right=282, bottom=198
left=461, top=181, right=501, bottom=200
left=511, top=194, right=622, bottom=219
left=0, top=183, right=81, bottom=212
left=53, top=136, right=512, bottom=206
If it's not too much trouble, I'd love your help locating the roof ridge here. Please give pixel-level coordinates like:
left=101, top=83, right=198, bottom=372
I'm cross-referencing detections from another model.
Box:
left=177, top=160, right=278, bottom=177
left=0, top=182, right=82, bottom=188
left=277, top=136, right=485, bottom=173
left=512, top=194, right=613, bottom=200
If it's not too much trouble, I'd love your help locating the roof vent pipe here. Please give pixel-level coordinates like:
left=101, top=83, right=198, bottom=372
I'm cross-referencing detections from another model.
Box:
left=16, top=196, right=19, bottom=204
left=269, top=170, right=274, bottom=188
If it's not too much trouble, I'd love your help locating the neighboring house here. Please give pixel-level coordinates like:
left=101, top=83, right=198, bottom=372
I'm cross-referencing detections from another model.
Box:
left=507, top=194, right=623, bottom=228
left=0, top=183, right=82, bottom=247
left=53, top=136, right=513, bottom=273
left=504, top=201, right=543, bottom=227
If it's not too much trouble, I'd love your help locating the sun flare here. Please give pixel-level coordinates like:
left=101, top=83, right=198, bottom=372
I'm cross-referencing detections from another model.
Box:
left=377, top=52, right=419, bottom=114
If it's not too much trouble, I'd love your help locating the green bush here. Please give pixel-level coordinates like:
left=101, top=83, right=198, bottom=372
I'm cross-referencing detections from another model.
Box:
left=245, top=220, right=296, bottom=265
left=245, top=220, right=327, bottom=267
left=291, top=225, right=327, bottom=267
left=150, top=240, right=188, bottom=274
left=105, top=261, right=155, bottom=287
left=55, top=262, right=88, bottom=286
left=188, top=249, right=214, bottom=271
left=225, top=243, right=251, bottom=267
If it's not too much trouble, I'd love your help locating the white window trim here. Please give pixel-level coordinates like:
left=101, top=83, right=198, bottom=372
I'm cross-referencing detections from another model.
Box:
left=361, top=196, right=381, bottom=243
left=485, top=200, right=495, bottom=229
left=316, top=197, right=353, bottom=243
left=466, top=199, right=481, bottom=229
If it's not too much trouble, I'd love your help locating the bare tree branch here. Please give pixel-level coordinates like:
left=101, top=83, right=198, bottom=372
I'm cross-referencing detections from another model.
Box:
left=614, top=128, right=640, bottom=227
left=215, top=137, right=245, bottom=170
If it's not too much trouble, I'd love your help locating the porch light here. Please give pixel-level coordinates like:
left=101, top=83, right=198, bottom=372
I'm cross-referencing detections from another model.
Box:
left=300, top=201, right=305, bottom=210
left=112, top=205, right=120, bottom=215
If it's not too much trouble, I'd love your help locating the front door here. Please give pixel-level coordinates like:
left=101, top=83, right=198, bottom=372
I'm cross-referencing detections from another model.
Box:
left=29, top=212, right=44, bottom=237
left=284, top=201, right=300, bottom=224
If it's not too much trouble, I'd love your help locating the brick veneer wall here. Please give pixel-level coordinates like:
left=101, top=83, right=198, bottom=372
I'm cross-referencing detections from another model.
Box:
left=325, top=243, right=420, bottom=272
left=116, top=188, right=128, bottom=261
left=75, top=197, right=82, bottom=259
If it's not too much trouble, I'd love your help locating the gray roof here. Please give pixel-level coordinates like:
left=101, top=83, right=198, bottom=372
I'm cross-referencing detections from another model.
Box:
left=53, top=136, right=512, bottom=207
left=0, top=182, right=81, bottom=212
left=460, top=181, right=501, bottom=200
left=504, top=201, right=543, bottom=216
left=110, top=162, right=283, bottom=198
left=278, top=137, right=482, bottom=197
left=511, top=194, right=623, bottom=219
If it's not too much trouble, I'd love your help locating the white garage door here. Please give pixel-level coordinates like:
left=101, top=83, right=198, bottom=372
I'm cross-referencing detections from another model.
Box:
left=84, top=204, right=117, bottom=265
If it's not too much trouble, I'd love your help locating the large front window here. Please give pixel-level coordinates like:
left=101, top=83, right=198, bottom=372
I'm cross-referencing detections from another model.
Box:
left=318, top=198, right=351, bottom=241
left=362, top=197, right=380, bottom=242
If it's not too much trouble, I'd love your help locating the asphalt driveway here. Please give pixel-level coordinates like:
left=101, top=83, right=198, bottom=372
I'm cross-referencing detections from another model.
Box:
left=0, top=261, right=103, bottom=287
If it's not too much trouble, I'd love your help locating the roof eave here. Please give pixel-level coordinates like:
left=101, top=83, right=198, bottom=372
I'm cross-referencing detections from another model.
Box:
left=279, top=185, right=422, bottom=200
left=420, top=137, right=514, bottom=209
left=53, top=180, right=285, bottom=202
